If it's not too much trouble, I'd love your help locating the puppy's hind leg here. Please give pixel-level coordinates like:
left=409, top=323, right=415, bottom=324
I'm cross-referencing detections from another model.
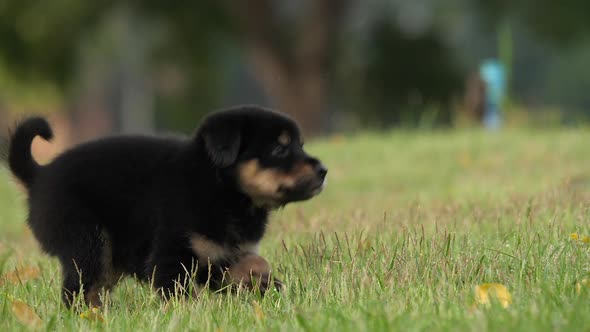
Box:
left=56, top=213, right=113, bottom=308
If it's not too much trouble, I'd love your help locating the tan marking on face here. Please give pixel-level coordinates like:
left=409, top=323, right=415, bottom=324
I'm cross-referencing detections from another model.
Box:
left=290, top=162, right=315, bottom=178
left=237, top=159, right=296, bottom=205
left=281, top=162, right=316, bottom=191
left=237, top=159, right=322, bottom=206
left=190, top=234, right=230, bottom=262
left=278, top=131, right=291, bottom=146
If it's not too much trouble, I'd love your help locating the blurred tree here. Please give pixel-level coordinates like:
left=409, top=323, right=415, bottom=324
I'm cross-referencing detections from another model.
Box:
left=0, top=1, right=230, bottom=137
left=225, top=0, right=348, bottom=135
left=4, top=0, right=588, bottom=134
left=0, top=0, right=348, bottom=136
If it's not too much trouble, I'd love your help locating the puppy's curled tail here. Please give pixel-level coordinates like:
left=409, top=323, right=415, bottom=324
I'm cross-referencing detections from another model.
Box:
left=8, top=117, right=53, bottom=188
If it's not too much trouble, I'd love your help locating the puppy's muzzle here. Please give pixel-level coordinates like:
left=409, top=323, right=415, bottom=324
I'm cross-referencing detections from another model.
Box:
left=237, top=157, right=327, bottom=207
left=279, top=159, right=327, bottom=202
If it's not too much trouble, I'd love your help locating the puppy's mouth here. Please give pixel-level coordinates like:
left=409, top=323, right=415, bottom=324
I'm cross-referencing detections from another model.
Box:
left=277, top=178, right=325, bottom=203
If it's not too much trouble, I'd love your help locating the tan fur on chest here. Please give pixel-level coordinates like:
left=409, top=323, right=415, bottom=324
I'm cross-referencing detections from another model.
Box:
left=189, top=233, right=259, bottom=262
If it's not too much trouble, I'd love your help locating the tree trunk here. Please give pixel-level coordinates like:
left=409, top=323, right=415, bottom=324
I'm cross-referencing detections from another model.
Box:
left=245, top=46, right=326, bottom=136
left=230, top=0, right=347, bottom=137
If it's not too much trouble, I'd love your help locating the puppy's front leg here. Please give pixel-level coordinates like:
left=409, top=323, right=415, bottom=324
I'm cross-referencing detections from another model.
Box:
left=147, top=237, right=208, bottom=298
left=227, top=254, right=282, bottom=295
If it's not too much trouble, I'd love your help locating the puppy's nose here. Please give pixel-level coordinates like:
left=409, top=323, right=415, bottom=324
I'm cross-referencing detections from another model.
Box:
left=316, top=164, right=328, bottom=179
left=305, top=156, right=327, bottom=179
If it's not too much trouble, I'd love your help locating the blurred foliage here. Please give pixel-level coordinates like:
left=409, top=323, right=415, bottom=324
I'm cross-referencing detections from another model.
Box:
left=477, top=0, right=590, bottom=45
left=544, top=43, right=590, bottom=123
left=0, top=0, right=111, bottom=84
left=0, top=1, right=233, bottom=132
left=358, top=19, right=464, bottom=128
left=0, top=135, right=7, bottom=161
left=0, top=1, right=590, bottom=132
left=0, top=61, right=61, bottom=114
left=0, top=1, right=231, bottom=85
left=139, top=1, right=233, bottom=132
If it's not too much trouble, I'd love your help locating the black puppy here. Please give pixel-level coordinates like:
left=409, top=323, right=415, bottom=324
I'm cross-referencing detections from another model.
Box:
left=8, top=105, right=327, bottom=306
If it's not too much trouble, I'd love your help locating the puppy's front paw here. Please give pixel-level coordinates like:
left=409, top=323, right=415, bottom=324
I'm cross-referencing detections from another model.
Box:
left=252, top=273, right=283, bottom=295
left=228, top=254, right=282, bottom=295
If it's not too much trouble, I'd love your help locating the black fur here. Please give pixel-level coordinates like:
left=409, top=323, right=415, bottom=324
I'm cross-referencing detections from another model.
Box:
left=8, top=117, right=53, bottom=186
left=8, top=105, right=326, bottom=306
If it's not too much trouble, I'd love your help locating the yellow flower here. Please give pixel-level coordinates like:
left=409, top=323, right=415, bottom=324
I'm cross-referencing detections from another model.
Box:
left=569, top=233, right=590, bottom=244
left=576, top=279, right=590, bottom=294
left=252, top=301, right=264, bottom=321
left=79, top=307, right=105, bottom=323
left=475, top=283, right=512, bottom=308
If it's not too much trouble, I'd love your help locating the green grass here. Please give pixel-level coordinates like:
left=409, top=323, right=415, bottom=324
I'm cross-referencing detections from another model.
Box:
left=2, top=128, right=590, bottom=331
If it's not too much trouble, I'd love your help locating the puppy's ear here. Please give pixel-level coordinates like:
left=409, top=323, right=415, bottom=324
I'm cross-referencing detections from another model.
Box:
left=200, top=118, right=241, bottom=168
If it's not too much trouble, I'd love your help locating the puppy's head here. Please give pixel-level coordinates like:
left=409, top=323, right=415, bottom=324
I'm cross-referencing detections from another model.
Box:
left=197, top=105, right=327, bottom=208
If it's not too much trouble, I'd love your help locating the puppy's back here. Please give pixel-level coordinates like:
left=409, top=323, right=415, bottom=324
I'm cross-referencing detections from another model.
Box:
left=31, top=135, right=189, bottom=215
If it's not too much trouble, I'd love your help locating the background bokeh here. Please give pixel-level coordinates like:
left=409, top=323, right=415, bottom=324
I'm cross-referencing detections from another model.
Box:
left=0, top=0, right=589, bottom=150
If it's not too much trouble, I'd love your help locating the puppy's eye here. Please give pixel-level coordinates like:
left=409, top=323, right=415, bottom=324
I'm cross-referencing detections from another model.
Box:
left=271, top=145, right=289, bottom=158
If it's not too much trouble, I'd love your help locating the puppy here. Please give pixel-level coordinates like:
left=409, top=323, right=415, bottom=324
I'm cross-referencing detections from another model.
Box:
left=226, top=254, right=281, bottom=293
left=8, top=105, right=327, bottom=306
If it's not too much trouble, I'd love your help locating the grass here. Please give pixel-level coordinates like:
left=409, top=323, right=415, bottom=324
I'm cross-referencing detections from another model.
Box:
left=2, top=128, right=590, bottom=331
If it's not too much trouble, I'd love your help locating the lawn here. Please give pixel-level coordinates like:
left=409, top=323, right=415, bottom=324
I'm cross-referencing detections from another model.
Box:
left=1, top=128, right=590, bottom=331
